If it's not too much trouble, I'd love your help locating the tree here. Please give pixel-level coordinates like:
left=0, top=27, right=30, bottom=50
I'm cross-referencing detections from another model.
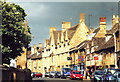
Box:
left=0, top=1, right=32, bottom=64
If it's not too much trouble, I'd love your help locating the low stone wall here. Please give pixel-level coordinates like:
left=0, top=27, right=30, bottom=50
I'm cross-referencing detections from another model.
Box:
left=1, top=65, right=32, bottom=82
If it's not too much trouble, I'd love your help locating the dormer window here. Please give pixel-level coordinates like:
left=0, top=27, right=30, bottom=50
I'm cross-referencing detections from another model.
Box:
left=55, top=46, right=57, bottom=49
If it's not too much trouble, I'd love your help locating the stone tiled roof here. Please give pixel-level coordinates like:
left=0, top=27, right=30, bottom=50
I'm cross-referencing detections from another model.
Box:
left=31, top=52, right=42, bottom=60
left=92, top=37, right=105, bottom=47
left=28, top=47, right=43, bottom=59
left=53, top=31, right=61, bottom=45
left=46, top=39, right=50, bottom=45
left=93, top=28, right=100, bottom=33
left=67, top=24, right=79, bottom=40
left=107, top=23, right=119, bottom=34
left=96, top=36, right=114, bottom=51
left=51, top=24, right=78, bottom=45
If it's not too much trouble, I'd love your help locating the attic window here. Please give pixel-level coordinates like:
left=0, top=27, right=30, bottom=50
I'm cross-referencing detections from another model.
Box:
left=37, top=47, right=39, bottom=49
left=55, top=46, right=57, bottom=49
left=57, top=43, right=59, bottom=45
left=48, top=49, right=50, bottom=51
left=61, top=42, right=63, bottom=43
left=65, top=40, right=68, bottom=42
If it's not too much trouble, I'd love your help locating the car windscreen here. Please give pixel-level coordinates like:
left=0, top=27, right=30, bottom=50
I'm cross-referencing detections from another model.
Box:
left=94, top=71, right=104, bottom=75
left=63, top=68, right=71, bottom=72
left=72, top=72, right=81, bottom=74
left=109, top=69, right=120, bottom=74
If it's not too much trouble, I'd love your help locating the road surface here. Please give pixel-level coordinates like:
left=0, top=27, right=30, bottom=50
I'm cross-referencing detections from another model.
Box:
left=32, top=77, right=91, bottom=82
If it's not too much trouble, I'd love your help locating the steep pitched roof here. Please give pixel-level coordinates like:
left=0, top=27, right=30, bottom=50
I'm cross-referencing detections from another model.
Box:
left=108, top=23, right=119, bottom=34
left=96, top=36, right=114, bottom=51
left=93, top=28, right=100, bottom=33
left=92, top=37, right=105, bottom=47
left=69, top=21, right=89, bottom=48
left=53, top=31, right=61, bottom=45
left=67, top=24, right=78, bottom=40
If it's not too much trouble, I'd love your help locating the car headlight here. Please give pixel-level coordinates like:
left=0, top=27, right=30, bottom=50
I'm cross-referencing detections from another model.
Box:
left=95, top=77, right=100, bottom=80
left=64, top=74, right=67, bottom=75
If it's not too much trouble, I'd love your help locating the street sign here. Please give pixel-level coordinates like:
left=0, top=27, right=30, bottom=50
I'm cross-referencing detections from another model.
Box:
left=78, top=56, right=84, bottom=61
left=67, top=57, right=72, bottom=60
left=94, top=56, right=98, bottom=60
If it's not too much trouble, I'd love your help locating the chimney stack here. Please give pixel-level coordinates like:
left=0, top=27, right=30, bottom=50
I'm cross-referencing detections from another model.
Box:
left=39, top=43, right=42, bottom=49
left=99, top=17, right=106, bottom=30
left=80, top=13, right=85, bottom=23
left=49, top=27, right=56, bottom=37
left=62, top=22, right=71, bottom=31
left=100, top=17, right=106, bottom=25
left=112, top=15, right=119, bottom=27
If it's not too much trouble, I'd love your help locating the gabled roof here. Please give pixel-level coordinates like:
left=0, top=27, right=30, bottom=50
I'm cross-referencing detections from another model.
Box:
left=93, top=28, right=100, bottom=33
left=96, top=36, right=114, bottom=52
left=53, top=31, right=61, bottom=45
left=67, top=24, right=78, bottom=40
left=69, top=22, right=89, bottom=48
left=92, top=37, right=105, bottom=47
left=107, top=23, right=119, bottom=34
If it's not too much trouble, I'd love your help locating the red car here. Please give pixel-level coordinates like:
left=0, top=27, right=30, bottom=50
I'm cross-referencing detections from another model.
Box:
left=32, top=72, right=43, bottom=78
left=70, top=71, right=83, bottom=80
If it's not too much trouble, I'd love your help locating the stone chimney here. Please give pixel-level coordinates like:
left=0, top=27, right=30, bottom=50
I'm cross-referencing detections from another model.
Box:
left=79, top=13, right=85, bottom=23
left=112, top=15, right=119, bottom=27
left=99, top=17, right=106, bottom=29
left=49, top=27, right=56, bottom=37
left=62, top=22, right=71, bottom=31
left=39, top=43, right=42, bottom=49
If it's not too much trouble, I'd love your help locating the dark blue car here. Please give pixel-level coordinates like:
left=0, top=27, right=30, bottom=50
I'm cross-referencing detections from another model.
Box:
left=61, top=68, right=72, bottom=79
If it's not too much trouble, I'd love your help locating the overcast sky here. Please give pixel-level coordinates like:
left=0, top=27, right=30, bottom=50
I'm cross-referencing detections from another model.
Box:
left=13, top=2, right=118, bottom=46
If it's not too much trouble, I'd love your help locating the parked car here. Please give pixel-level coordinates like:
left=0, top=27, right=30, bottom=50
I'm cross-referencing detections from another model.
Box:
left=61, top=68, right=72, bottom=78
left=70, top=70, right=83, bottom=80
left=49, top=71, right=61, bottom=78
left=31, top=72, right=36, bottom=77
left=45, top=72, right=50, bottom=77
left=31, top=72, right=43, bottom=78
left=111, top=71, right=120, bottom=82
left=91, top=70, right=104, bottom=82
left=103, top=68, right=120, bottom=81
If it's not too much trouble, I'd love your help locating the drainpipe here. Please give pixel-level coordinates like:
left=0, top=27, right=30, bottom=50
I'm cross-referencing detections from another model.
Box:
left=113, top=33, right=118, bottom=68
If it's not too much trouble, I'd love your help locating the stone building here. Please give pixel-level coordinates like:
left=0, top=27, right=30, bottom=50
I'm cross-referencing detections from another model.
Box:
left=26, top=14, right=120, bottom=76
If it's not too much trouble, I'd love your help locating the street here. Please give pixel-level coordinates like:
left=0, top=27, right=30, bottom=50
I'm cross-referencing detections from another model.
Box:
left=32, top=77, right=91, bottom=82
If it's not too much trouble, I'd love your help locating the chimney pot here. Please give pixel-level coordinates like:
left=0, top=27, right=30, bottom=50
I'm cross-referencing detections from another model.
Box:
left=80, top=13, right=85, bottom=23
left=100, top=17, right=106, bottom=22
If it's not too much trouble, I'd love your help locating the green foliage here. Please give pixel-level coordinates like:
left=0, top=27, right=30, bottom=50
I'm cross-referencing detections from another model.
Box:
left=1, top=2, right=32, bottom=64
